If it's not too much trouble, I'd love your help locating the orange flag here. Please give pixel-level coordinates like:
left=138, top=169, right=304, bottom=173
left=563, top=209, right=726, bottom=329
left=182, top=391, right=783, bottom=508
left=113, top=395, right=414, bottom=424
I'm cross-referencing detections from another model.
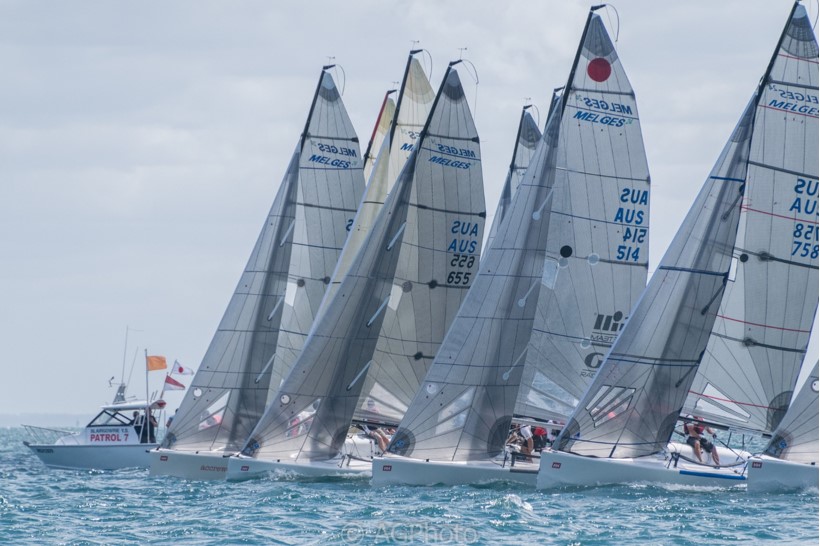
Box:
left=146, top=355, right=167, bottom=371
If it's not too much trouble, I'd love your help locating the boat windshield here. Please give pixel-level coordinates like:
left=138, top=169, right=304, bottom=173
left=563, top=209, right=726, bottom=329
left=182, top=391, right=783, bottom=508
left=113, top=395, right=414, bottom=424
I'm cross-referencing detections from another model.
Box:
left=87, top=409, right=133, bottom=427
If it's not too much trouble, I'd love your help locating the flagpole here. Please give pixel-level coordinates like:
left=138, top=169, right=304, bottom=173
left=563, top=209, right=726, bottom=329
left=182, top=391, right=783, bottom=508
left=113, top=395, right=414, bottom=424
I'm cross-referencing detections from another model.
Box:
left=144, top=349, right=150, bottom=441
left=159, top=373, right=168, bottom=400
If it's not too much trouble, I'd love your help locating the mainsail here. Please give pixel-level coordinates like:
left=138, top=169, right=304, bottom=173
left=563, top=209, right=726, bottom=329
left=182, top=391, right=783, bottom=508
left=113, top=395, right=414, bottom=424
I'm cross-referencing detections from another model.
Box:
left=517, top=10, right=651, bottom=424
left=556, top=99, right=753, bottom=459
left=682, top=3, right=819, bottom=434
left=387, top=7, right=649, bottom=462
left=161, top=69, right=365, bottom=453
left=763, top=360, right=819, bottom=464
left=241, top=63, right=485, bottom=462
left=484, top=107, right=541, bottom=254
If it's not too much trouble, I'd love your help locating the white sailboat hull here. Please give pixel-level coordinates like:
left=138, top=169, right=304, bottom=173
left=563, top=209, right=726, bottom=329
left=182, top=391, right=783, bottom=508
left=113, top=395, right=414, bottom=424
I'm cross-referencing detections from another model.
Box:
left=24, top=442, right=157, bottom=470
left=371, top=454, right=538, bottom=486
left=537, top=448, right=748, bottom=489
left=225, top=434, right=377, bottom=481
left=746, top=455, right=819, bottom=492
left=148, top=448, right=236, bottom=481
left=226, top=453, right=371, bottom=481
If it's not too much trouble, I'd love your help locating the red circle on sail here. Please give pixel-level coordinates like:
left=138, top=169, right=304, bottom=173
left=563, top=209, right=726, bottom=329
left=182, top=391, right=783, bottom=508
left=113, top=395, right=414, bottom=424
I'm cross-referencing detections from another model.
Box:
left=587, top=58, right=611, bottom=82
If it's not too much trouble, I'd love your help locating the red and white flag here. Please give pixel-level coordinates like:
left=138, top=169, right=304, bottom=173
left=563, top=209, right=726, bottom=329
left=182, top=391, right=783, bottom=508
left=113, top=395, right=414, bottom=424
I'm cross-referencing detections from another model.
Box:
left=164, top=375, right=186, bottom=391
left=172, top=360, right=194, bottom=375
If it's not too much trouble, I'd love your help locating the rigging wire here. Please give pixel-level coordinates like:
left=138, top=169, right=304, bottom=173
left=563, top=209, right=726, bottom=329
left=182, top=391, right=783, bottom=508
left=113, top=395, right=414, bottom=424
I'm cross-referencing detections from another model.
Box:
left=336, top=64, right=347, bottom=96
left=323, top=57, right=346, bottom=96
left=523, top=99, right=540, bottom=129
left=597, top=3, right=621, bottom=43
left=421, top=49, right=434, bottom=84
left=451, top=52, right=480, bottom=118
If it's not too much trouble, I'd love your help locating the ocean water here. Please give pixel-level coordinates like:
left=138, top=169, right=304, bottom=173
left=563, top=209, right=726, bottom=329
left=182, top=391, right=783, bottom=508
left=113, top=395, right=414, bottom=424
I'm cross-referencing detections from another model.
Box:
left=2, top=428, right=817, bottom=545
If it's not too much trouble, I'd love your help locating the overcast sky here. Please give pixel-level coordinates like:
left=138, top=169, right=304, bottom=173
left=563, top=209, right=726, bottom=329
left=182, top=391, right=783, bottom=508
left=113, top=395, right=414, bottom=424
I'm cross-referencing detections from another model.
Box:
left=1, top=0, right=816, bottom=417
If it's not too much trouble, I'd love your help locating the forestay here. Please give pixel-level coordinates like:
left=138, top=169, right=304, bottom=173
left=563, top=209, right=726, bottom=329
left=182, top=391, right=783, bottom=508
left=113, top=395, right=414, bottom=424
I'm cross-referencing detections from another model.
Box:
left=682, top=4, right=819, bottom=435
left=161, top=69, right=364, bottom=453
left=242, top=65, right=485, bottom=462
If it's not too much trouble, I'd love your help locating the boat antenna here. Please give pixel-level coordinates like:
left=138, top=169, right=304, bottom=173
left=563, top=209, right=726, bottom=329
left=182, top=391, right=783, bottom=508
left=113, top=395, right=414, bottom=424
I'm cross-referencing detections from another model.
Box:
left=450, top=54, right=480, bottom=117
left=121, top=325, right=129, bottom=385
left=126, top=346, right=139, bottom=393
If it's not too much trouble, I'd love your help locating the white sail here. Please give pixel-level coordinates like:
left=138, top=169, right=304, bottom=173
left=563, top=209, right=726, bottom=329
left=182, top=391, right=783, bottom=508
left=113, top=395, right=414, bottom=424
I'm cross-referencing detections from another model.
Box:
left=484, top=107, right=541, bottom=254
left=161, top=69, right=365, bottom=453
left=362, top=90, right=397, bottom=183
left=517, top=12, right=651, bottom=424
left=555, top=96, right=753, bottom=459
left=241, top=64, right=485, bottom=462
left=356, top=106, right=541, bottom=427
left=318, top=53, right=435, bottom=318
left=762, top=360, right=819, bottom=464
left=387, top=8, right=649, bottom=463
left=682, top=4, right=819, bottom=434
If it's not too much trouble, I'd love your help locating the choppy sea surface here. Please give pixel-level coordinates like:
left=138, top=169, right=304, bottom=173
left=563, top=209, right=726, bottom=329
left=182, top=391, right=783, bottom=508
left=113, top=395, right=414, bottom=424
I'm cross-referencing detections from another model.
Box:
left=2, top=427, right=817, bottom=545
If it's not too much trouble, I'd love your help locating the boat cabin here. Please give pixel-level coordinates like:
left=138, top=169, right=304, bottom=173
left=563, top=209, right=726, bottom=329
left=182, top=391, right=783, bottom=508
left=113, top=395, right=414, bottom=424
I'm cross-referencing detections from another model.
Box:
left=77, top=400, right=165, bottom=446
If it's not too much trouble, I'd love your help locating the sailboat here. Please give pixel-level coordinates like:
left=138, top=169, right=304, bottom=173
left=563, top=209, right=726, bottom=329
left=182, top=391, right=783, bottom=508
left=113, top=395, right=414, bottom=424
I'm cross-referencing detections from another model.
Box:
left=353, top=103, right=539, bottom=432
left=747, top=360, right=819, bottom=491
left=148, top=67, right=366, bottom=480
left=372, top=5, right=651, bottom=487
left=226, top=60, right=485, bottom=480
left=537, top=2, right=818, bottom=490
